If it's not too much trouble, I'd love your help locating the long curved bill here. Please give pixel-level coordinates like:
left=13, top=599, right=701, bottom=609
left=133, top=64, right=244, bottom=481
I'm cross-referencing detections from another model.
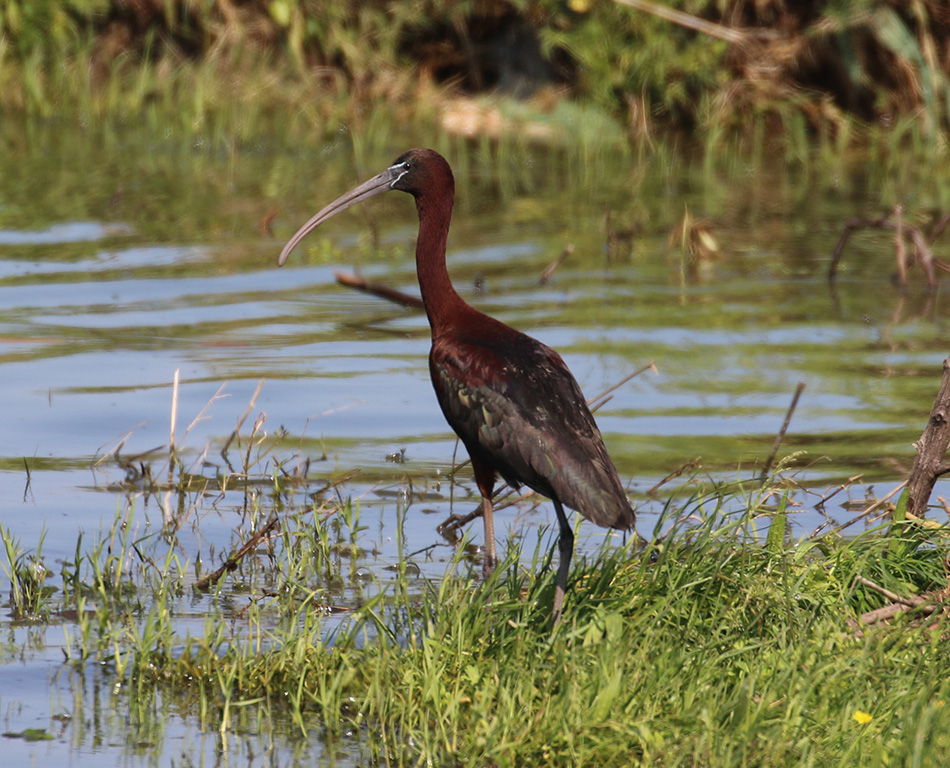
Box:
left=278, top=163, right=406, bottom=266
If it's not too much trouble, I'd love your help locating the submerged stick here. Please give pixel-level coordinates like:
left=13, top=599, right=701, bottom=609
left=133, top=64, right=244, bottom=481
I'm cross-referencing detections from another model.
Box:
left=195, top=514, right=280, bottom=591
left=815, top=474, right=864, bottom=510
left=760, top=382, right=805, bottom=480
left=334, top=271, right=425, bottom=309
left=828, top=208, right=950, bottom=289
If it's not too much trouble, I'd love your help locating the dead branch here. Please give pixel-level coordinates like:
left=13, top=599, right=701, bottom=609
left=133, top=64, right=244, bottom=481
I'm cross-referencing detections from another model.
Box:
left=195, top=514, right=280, bottom=591
left=828, top=207, right=950, bottom=290
left=848, top=575, right=944, bottom=632
left=854, top=575, right=926, bottom=607
left=815, top=480, right=907, bottom=539
left=851, top=600, right=940, bottom=629
left=334, top=271, right=425, bottom=309
left=906, top=357, right=950, bottom=518
left=437, top=491, right=536, bottom=539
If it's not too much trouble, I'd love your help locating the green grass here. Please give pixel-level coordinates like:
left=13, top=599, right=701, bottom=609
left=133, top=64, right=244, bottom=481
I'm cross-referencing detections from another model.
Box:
left=0, top=523, right=52, bottom=620
left=3, top=477, right=949, bottom=766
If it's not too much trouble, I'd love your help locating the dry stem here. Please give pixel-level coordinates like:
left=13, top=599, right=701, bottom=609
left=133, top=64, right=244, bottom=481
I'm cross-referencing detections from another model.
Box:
left=334, top=271, right=424, bottom=309
left=760, top=382, right=805, bottom=480
left=195, top=514, right=280, bottom=591
left=539, top=244, right=573, bottom=285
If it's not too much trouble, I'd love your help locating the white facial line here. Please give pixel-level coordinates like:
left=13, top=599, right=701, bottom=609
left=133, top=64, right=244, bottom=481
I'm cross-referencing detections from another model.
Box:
left=389, top=163, right=410, bottom=188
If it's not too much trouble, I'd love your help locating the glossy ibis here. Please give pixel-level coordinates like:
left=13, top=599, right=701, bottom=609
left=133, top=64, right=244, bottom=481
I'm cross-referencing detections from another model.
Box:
left=279, top=148, right=636, bottom=622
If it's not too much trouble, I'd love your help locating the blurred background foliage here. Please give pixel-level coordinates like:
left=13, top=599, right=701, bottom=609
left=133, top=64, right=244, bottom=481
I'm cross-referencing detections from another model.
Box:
left=0, top=0, right=948, bottom=143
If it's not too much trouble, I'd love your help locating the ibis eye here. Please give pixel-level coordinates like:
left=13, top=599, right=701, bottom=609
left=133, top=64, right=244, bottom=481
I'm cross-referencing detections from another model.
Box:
left=391, top=162, right=411, bottom=187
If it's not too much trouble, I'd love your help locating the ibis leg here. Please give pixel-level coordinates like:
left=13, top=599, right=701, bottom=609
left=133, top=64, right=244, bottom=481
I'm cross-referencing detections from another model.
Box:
left=481, top=494, right=497, bottom=578
left=551, top=498, right=574, bottom=623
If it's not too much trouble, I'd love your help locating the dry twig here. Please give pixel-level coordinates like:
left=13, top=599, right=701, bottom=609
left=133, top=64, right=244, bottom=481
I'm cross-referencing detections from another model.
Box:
left=195, top=514, right=280, bottom=591
left=646, top=457, right=702, bottom=496
left=539, top=244, right=573, bottom=285
left=760, top=382, right=806, bottom=480
left=221, top=379, right=266, bottom=458
left=334, top=271, right=425, bottom=309
left=611, top=0, right=752, bottom=45
left=847, top=575, right=944, bottom=633
left=812, top=481, right=908, bottom=539
left=829, top=206, right=950, bottom=289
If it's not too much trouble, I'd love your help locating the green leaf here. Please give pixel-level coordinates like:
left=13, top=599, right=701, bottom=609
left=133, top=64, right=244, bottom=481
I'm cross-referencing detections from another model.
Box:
left=589, top=668, right=622, bottom=721
left=766, top=492, right=788, bottom=555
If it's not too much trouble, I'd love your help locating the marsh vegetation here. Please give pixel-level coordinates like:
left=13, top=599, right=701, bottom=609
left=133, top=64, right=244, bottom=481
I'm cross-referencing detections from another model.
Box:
left=2, top=1, right=950, bottom=148
left=1, top=1, right=950, bottom=766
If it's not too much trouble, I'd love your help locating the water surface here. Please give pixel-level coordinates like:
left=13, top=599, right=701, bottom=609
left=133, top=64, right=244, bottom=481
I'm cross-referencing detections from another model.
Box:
left=1, top=119, right=948, bottom=764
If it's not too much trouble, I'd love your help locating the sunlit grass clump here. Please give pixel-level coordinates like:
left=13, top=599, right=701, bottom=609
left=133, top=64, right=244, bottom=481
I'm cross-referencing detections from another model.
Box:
left=3, top=482, right=950, bottom=766
left=3, top=1, right=949, bottom=164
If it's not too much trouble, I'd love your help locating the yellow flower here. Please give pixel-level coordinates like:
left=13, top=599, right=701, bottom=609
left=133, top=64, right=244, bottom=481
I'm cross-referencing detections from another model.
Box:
left=568, top=0, right=591, bottom=12
left=853, top=710, right=873, bottom=725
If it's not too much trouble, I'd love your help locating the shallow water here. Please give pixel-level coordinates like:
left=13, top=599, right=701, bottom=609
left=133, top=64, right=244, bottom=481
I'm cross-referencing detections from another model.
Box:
left=1, top=118, right=949, bottom=763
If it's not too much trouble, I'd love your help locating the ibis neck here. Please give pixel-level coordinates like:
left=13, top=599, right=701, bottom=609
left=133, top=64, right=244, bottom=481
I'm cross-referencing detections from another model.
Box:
left=414, top=194, right=466, bottom=334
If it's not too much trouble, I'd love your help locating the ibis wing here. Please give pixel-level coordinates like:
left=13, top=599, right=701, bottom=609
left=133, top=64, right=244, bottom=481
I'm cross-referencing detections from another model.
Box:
left=429, top=330, right=634, bottom=530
